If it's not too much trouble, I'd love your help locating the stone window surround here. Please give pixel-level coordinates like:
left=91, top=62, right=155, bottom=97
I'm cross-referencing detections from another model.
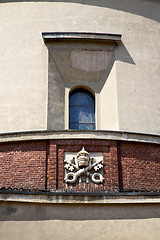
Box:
left=42, top=32, right=122, bottom=131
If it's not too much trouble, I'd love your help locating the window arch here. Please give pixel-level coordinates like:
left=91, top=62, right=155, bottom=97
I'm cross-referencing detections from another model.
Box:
left=69, top=88, right=95, bottom=130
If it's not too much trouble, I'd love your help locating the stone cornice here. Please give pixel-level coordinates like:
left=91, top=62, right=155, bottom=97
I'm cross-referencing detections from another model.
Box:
left=0, top=130, right=160, bottom=144
left=42, top=32, right=122, bottom=45
left=0, top=191, right=160, bottom=204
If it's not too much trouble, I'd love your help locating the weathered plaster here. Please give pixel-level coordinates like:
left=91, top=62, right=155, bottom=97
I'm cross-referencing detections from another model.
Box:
left=0, top=192, right=160, bottom=204
left=0, top=199, right=160, bottom=240
left=0, top=1, right=159, bottom=134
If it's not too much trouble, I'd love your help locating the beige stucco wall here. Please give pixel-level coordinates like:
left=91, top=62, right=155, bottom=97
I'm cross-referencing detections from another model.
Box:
left=0, top=201, right=160, bottom=240
left=0, top=0, right=160, bottom=134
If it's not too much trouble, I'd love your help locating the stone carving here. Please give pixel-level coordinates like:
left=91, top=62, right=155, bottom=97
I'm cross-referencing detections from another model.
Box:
left=64, top=147, right=104, bottom=184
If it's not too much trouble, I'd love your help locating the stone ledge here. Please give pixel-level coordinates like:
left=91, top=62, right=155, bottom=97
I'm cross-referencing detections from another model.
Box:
left=0, top=192, right=160, bottom=204
left=42, top=32, right=122, bottom=45
left=0, top=130, right=160, bottom=144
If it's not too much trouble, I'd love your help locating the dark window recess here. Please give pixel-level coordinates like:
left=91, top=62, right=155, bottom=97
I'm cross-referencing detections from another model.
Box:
left=69, top=89, right=95, bottom=130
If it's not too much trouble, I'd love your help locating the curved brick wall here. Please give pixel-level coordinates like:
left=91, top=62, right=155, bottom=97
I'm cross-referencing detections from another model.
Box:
left=0, top=139, right=159, bottom=192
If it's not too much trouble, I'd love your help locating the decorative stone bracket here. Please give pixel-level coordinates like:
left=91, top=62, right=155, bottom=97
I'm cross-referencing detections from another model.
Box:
left=64, top=147, right=104, bottom=184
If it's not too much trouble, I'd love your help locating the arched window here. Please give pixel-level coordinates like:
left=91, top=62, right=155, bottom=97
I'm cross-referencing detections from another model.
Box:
left=69, top=88, right=95, bottom=130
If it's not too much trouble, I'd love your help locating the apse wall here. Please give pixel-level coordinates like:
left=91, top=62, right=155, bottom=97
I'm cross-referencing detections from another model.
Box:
left=0, top=0, right=159, bottom=134
left=0, top=2, right=160, bottom=240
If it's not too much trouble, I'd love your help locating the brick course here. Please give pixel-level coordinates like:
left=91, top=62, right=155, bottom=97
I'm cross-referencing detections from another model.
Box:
left=119, top=142, right=160, bottom=191
left=0, top=141, right=46, bottom=190
left=0, top=139, right=159, bottom=192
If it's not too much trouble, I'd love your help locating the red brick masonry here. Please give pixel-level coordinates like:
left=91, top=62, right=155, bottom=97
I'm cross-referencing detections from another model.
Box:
left=0, top=139, right=159, bottom=192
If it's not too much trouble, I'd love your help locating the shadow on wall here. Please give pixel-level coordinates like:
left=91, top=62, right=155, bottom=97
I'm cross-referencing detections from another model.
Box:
left=115, top=42, right=135, bottom=65
left=99, top=42, right=135, bottom=92
left=1, top=0, right=160, bottom=23
left=0, top=202, right=160, bottom=221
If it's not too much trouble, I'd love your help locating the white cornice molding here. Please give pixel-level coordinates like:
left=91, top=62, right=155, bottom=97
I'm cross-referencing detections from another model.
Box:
left=0, top=130, right=160, bottom=144
left=0, top=192, right=160, bottom=204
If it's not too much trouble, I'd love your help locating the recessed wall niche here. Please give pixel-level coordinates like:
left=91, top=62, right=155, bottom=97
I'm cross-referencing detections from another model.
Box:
left=42, top=32, right=121, bottom=130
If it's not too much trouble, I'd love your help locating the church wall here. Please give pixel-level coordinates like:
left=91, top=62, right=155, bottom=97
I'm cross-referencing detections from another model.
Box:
left=0, top=1, right=159, bottom=134
left=0, top=138, right=159, bottom=192
left=0, top=1, right=160, bottom=239
left=0, top=141, right=46, bottom=190
left=119, top=141, right=160, bottom=191
left=0, top=201, right=160, bottom=240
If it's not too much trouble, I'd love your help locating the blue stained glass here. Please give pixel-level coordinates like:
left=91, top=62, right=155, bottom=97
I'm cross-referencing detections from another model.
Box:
left=69, top=106, right=95, bottom=123
left=69, top=89, right=95, bottom=130
left=70, top=90, right=94, bottom=106
left=70, top=123, right=95, bottom=130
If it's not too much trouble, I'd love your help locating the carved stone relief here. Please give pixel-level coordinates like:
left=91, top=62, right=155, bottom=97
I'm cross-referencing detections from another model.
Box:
left=64, top=147, right=104, bottom=184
